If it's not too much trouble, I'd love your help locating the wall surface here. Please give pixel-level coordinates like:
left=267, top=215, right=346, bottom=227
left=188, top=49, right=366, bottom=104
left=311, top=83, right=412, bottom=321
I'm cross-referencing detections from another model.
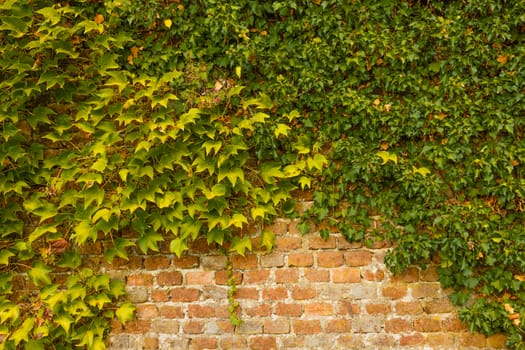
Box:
left=103, top=216, right=507, bottom=350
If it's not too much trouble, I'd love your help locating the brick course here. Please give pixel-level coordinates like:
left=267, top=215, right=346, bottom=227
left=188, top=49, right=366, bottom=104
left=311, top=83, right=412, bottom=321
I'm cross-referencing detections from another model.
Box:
left=108, top=228, right=504, bottom=349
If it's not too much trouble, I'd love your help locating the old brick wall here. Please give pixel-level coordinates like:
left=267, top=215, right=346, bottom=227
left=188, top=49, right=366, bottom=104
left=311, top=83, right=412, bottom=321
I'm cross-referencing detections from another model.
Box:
left=103, top=217, right=506, bottom=350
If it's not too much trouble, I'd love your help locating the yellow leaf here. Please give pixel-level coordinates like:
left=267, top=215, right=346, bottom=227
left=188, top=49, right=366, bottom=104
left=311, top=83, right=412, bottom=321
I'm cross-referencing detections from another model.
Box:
left=377, top=151, right=397, bottom=164
left=235, top=66, right=241, bottom=78
left=413, top=166, right=431, bottom=177
left=164, top=19, right=172, bottom=29
left=504, top=303, right=515, bottom=314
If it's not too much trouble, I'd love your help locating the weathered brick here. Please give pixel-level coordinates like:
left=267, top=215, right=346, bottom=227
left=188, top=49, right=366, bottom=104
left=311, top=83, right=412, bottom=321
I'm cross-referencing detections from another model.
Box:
left=158, top=305, right=184, bottom=318
left=442, top=315, right=468, bottom=331
left=332, top=267, right=361, bottom=283
left=171, top=288, right=200, bottom=302
left=352, top=315, right=384, bottom=332
left=304, top=269, right=330, bottom=282
left=124, top=320, right=151, bottom=334
left=215, top=270, right=242, bottom=285
left=126, top=287, right=149, bottom=303
left=234, top=287, right=259, bottom=300
left=249, top=336, right=277, bottom=350
left=214, top=320, right=235, bottom=333
left=423, top=299, right=454, bottom=314
left=244, top=270, right=270, bottom=284
left=337, top=334, right=363, bottom=347
left=275, top=269, right=299, bottom=283
left=317, top=251, right=344, bottom=268
left=365, top=303, right=391, bottom=314
left=460, top=332, right=487, bottom=347
left=291, top=286, right=317, bottom=300
left=183, top=321, right=204, bottom=334
left=344, top=251, right=371, bottom=266
left=382, top=284, right=407, bottom=299
left=201, top=255, right=227, bottom=270
left=395, top=301, right=423, bottom=315
left=185, top=271, right=214, bottom=285
left=220, top=337, right=247, bottom=349
left=325, top=319, right=352, bottom=333
left=420, top=266, right=440, bottom=281
left=263, top=318, right=290, bottom=334
left=288, top=253, right=314, bottom=267
left=281, top=336, right=305, bottom=348
left=172, top=255, right=199, bottom=268
left=188, top=304, right=215, bottom=318
left=362, top=269, right=385, bottom=281
left=265, top=221, right=288, bottom=235
left=143, top=336, right=159, bottom=350
left=189, top=337, right=217, bottom=349
left=245, top=304, right=271, bottom=317
left=337, top=236, right=363, bottom=250
left=304, top=302, right=333, bottom=316
left=370, top=334, right=396, bottom=347
left=426, top=333, right=455, bottom=347
left=261, top=253, right=285, bottom=267
left=411, top=282, right=441, bottom=298
left=136, top=304, right=158, bottom=319
left=399, top=333, right=425, bottom=346
left=231, top=254, right=258, bottom=269
left=237, top=320, right=263, bottom=334
left=127, top=273, right=154, bottom=286
left=385, top=318, right=412, bottom=333
left=156, top=271, right=182, bottom=286
left=337, top=301, right=360, bottom=316
left=414, top=316, right=442, bottom=332
left=487, top=334, right=507, bottom=348
left=274, top=237, right=302, bottom=251
left=263, top=287, right=288, bottom=300
left=309, top=235, right=336, bottom=249
left=274, top=303, right=302, bottom=317
left=293, top=320, right=321, bottom=334
left=150, top=319, right=178, bottom=334
left=144, top=255, right=170, bottom=270
left=391, top=266, right=419, bottom=282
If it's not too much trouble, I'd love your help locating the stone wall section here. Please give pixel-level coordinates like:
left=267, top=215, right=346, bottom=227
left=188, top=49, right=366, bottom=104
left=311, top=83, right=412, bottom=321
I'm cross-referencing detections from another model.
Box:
left=103, top=217, right=506, bottom=350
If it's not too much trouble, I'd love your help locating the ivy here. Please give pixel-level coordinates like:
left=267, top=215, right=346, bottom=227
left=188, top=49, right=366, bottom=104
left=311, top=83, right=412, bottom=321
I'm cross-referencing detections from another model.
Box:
left=1, top=0, right=525, bottom=348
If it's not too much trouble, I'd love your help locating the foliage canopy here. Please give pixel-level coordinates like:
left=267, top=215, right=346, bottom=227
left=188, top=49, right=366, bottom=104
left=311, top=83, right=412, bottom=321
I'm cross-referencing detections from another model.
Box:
left=1, top=0, right=524, bottom=348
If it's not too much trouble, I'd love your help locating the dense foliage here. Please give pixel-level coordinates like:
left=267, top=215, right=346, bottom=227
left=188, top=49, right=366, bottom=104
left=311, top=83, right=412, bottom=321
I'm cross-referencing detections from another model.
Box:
left=1, top=0, right=524, bottom=348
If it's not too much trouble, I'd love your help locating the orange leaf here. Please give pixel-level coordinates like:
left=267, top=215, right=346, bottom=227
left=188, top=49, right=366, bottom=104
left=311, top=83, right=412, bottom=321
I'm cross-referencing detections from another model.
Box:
left=497, top=55, right=508, bottom=64
left=94, top=14, right=104, bottom=25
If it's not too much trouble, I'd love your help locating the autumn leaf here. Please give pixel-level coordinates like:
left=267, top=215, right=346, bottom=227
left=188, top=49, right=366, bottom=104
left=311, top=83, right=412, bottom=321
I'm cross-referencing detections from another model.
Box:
left=497, top=55, right=508, bottom=64
left=164, top=19, right=172, bottom=29
left=94, top=14, right=104, bottom=25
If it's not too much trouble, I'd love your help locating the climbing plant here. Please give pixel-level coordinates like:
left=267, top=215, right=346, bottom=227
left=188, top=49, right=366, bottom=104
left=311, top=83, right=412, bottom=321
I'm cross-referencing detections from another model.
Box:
left=1, top=0, right=524, bottom=349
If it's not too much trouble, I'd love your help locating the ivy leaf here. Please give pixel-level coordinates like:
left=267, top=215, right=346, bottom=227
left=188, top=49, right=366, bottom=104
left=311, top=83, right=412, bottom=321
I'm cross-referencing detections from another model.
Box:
left=307, top=154, right=328, bottom=171
left=136, top=232, right=163, bottom=253
left=260, top=229, right=275, bottom=252
left=10, top=317, right=34, bottom=345
left=55, top=312, right=73, bottom=333
left=298, top=176, right=311, bottom=189
left=260, top=163, right=284, bottom=184
left=0, top=302, right=19, bottom=324
left=413, top=166, right=431, bottom=177
left=377, top=151, right=398, bottom=164
left=170, top=238, right=189, bottom=258
left=28, top=262, right=52, bottom=286
left=274, top=123, right=291, bottom=138
left=230, top=213, right=248, bottom=228
left=0, top=249, right=15, bottom=266
left=115, top=302, right=136, bottom=324
left=57, top=251, right=82, bottom=269
left=229, top=236, right=252, bottom=256
left=86, top=293, right=112, bottom=310
left=227, top=85, right=245, bottom=98
left=71, top=220, right=97, bottom=245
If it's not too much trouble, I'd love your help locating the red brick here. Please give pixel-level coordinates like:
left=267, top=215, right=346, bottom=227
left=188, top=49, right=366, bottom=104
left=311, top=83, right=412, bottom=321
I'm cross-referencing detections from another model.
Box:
left=420, top=266, right=440, bottom=281
left=423, top=299, right=454, bottom=314
left=265, top=221, right=288, bottom=235
left=263, top=287, right=288, bottom=300
left=215, top=305, right=230, bottom=318
left=172, top=255, right=199, bottom=268
left=293, top=320, right=321, bottom=334
left=185, top=271, right=214, bottom=285
left=487, top=334, right=507, bottom=348
left=317, top=251, right=344, bottom=267
left=190, top=239, right=216, bottom=253
left=304, top=302, right=333, bottom=316
left=151, top=289, right=169, bottom=302
left=442, top=315, right=468, bottom=331
left=344, top=251, right=371, bottom=266
left=78, top=242, right=102, bottom=255
left=396, top=301, right=423, bottom=315
left=291, top=286, right=317, bottom=300
left=325, top=319, right=352, bottom=333
left=274, top=237, right=302, bottom=251
left=231, top=254, right=258, bottom=269
left=382, top=284, right=407, bottom=299
left=244, top=270, right=270, bottom=284
left=261, top=253, right=285, bottom=267
left=215, top=270, right=242, bottom=285
left=158, top=305, right=184, bottom=318
left=124, top=320, right=151, bottom=334
left=332, top=267, right=361, bottom=283
left=288, top=253, right=314, bottom=267
left=411, top=283, right=441, bottom=298
left=275, top=269, right=299, bottom=283
left=249, top=336, right=277, bottom=350
left=234, top=287, right=259, bottom=300
left=337, top=236, right=363, bottom=250
left=263, top=318, right=290, bottom=334
left=365, top=303, right=391, bottom=314
left=220, top=337, right=247, bottom=349
left=136, top=304, right=158, bottom=319
left=189, top=337, right=217, bottom=349
left=414, top=316, right=442, bottom=332
left=171, top=288, right=200, bottom=302
left=156, top=271, right=182, bottom=286
left=274, top=303, right=302, bottom=317
left=188, top=304, right=215, bottom=318
left=460, top=332, right=487, bottom=347
left=289, top=219, right=313, bottom=234
left=103, top=255, right=142, bottom=270
left=201, top=255, right=227, bottom=270
left=245, top=304, right=271, bottom=317
left=309, top=236, right=336, bottom=249
left=362, top=269, right=385, bottom=281
left=144, top=255, right=170, bottom=270
left=426, top=333, right=455, bottom=347
left=183, top=321, right=204, bottom=334
left=304, top=269, right=330, bottom=282
left=127, top=273, right=154, bottom=286
left=215, top=320, right=235, bottom=333
left=400, top=333, right=425, bottom=346
left=391, top=267, right=419, bottom=282
left=385, top=318, right=412, bottom=333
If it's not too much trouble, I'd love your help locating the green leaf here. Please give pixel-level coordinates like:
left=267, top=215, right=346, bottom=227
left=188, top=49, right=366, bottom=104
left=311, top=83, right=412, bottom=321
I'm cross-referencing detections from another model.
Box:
left=115, top=302, right=136, bottom=324
left=136, top=232, right=163, bottom=253
left=227, top=85, right=245, bottom=98
left=274, top=123, right=291, bottom=138
left=0, top=16, right=29, bottom=38
left=0, top=249, right=15, bottom=266
left=71, top=220, right=97, bottom=245
left=0, top=302, right=19, bottom=324
left=87, top=293, right=112, bottom=310
left=36, top=7, right=61, bottom=25
left=10, top=317, right=34, bottom=345
left=260, top=163, right=284, bottom=184
left=104, top=238, right=134, bottom=263
left=218, top=168, right=244, bottom=187
left=55, top=312, right=73, bottom=333
left=28, top=262, right=52, bottom=286
left=230, top=213, right=248, bottom=228
left=229, top=236, right=252, bottom=256
left=57, top=251, right=82, bottom=269
left=170, top=238, right=189, bottom=258
left=307, top=154, right=328, bottom=171
left=28, top=224, right=57, bottom=243
left=260, top=229, right=275, bottom=252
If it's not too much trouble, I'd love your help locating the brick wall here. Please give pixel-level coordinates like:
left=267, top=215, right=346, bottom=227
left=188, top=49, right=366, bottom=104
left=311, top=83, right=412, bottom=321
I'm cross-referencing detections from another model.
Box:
left=104, top=218, right=506, bottom=350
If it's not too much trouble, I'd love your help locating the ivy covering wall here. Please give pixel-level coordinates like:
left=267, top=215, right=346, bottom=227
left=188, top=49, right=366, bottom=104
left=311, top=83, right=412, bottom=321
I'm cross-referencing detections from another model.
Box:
left=0, top=0, right=524, bottom=349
